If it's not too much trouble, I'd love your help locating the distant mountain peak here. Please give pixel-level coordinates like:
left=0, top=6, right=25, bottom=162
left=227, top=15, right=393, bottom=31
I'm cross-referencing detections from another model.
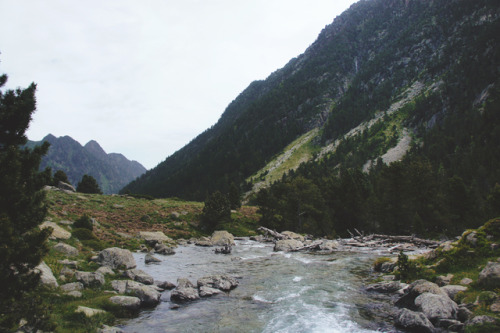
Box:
left=84, top=140, right=107, bottom=160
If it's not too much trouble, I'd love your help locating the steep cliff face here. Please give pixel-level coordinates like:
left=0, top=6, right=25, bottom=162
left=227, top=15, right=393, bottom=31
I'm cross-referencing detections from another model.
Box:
left=122, top=0, right=500, bottom=200
left=29, top=135, right=146, bottom=194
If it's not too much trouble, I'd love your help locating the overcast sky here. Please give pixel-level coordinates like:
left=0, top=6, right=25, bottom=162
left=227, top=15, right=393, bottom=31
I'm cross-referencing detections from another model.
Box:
left=0, top=0, right=357, bottom=169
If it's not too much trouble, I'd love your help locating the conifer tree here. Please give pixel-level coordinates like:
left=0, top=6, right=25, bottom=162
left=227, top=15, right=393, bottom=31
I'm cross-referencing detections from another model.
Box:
left=0, top=73, right=52, bottom=330
left=53, top=169, right=69, bottom=185
left=76, top=174, right=102, bottom=194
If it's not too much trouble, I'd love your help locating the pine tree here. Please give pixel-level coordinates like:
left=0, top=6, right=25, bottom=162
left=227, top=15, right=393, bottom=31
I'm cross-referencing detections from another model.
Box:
left=76, top=174, right=102, bottom=194
left=201, top=191, right=231, bottom=231
left=53, top=169, right=69, bottom=185
left=0, top=74, right=53, bottom=330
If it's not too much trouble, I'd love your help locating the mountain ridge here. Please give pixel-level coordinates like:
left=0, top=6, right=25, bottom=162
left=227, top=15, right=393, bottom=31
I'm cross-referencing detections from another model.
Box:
left=28, top=134, right=146, bottom=194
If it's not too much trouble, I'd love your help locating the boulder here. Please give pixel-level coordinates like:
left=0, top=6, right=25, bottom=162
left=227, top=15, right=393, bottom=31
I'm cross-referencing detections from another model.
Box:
left=125, top=280, right=162, bottom=307
left=195, top=237, right=213, bottom=247
left=35, top=262, right=58, bottom=288
left=138, top=231, right=173, bottom=246
left=460, top=277, right=474, bottom=285
left=154, top=243, right=175, bottom=255
left=53, top=242, right=79, bottom=257
left=441, top=285, right=467, bottom=301
left=39, top=221, right=71, bottom=240
left=170, top=278, right=199, bottom=303
left=75, top=306, right=105, bottom=317
left=478, top=261, right=500, bottom=288
left=318, top=240, right=339, bottom=251
left=58, top=181, right=76, bottom=192
left=145, top=253, right=162, bottom=264
left=395, top=279, right=447, bottom=309
left=457, top=305, right=474, bottom=322
left=124, top=269, right=154, bottom=285
left=98, top=247, right=136, bottom=269
left=463, top=231, right=478, bottom=247
left=281, top=231, right=305, bottom=242
left=109, top=296, right=141, bottom=311
left=414, top=292, right=458, bottom=323
left=111, top=280, right=128, bottom=294
left=395, top=308, right=435, bottom=333
left=60, top=282, right=84, bottom=292
left=75, top=271, right=105, bottom=287
left=197, top=275, right=239, bottom=291
left=211, top=230, right=235, bottom=246
left=274, top=239, right=304, bottom=252
left=465, top=315, right=499, bottom=328
left=365, top=281, right=403, bottom=294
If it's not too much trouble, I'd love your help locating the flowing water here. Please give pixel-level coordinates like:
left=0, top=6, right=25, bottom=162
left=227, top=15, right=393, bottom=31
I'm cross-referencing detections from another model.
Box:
left=118, top=239, right=401, bottom=333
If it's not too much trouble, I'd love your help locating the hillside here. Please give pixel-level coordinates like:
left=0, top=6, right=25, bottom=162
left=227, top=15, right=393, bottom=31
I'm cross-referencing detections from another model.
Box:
left=28, top=134, right=146, bottom=194
left=122, top=0, right=499, bottom=206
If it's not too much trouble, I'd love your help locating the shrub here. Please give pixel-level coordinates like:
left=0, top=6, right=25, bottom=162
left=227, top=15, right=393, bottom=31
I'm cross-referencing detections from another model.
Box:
left=74, top=214, right=93, bottom=231
left=72, top=228, right=97, bottom=241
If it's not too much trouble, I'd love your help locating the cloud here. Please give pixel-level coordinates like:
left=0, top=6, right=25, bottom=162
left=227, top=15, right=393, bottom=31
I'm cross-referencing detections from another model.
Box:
left=0, top=0, right=357, bottom=169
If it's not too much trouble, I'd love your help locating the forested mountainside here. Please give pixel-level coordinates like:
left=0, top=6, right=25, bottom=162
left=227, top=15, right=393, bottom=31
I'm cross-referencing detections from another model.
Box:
left=28, top=134, right=146, bottom=194
left=123, top=0, right=500, bottom=237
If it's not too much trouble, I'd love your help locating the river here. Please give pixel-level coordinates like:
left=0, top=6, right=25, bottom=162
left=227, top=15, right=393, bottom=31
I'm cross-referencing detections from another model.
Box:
left=118, top=239, right=402, bottom=332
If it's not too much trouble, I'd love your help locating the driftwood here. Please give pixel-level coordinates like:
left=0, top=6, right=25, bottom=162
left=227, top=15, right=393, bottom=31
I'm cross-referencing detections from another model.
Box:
left=257, top=227, right=286, bottom=240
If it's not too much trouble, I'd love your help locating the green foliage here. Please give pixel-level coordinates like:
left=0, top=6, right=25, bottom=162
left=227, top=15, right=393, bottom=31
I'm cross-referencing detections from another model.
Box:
left=228, top=182, right=241, bottom=210
left=74, top=214, right=94, bottom=231
left=72, top=228, right=98, bottom=241
left=0, top=73, right=53, bottom=331
left=53, top=169, right=70, bottom=185
left=201, top=191, right=231, bottom=231
left=77, top=174, right=102, bottom=194
left=396, top=251, right=420, bottom=282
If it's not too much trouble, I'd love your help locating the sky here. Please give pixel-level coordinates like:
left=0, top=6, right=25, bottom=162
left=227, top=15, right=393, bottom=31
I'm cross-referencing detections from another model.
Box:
left=0, top=0, right=357, bottom=169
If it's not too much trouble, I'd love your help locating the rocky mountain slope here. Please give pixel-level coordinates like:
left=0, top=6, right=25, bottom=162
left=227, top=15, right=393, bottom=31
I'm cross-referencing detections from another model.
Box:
left=122, top=0, right=499, bottom=204
left=28, top=134, right=146, bottom=194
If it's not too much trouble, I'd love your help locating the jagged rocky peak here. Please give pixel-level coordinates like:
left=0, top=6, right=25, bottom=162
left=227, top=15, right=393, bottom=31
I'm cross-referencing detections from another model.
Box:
left=84, top=140, right=108, bottom=160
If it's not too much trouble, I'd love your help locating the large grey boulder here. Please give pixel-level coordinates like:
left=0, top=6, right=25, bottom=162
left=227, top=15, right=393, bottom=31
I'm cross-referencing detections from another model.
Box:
left=395, top=308, right=435, bottom=333
left=195, top=237, right=213, bottom=247
left=478, top=261, right=500, bottom=288
left=170, top=278, right=200, bottom=303
left=98, top=247, right=136, bottom=269
left=395, top=279, right=447, bottom=309
left=35, top=262, right=59, bottom=288
left=318, top=240, right=339, bottom=252
left=274, top=239, right=304, bottom=252
left=109, top=296, right=141, bottom=311
left=197, top=275, right=239, bottom=291
left=53, top=242, right=79, bottom=257
left=75, top=271, right=105, bottom=287
left=125, top=280, right=162, bottom=307
left=414, top=292, right=458, bottom=323
left=123, top=269, right=154, bottom=285
left=211, top=230, right=235, bottom=246
left=111, top=280, right=128, bottom=294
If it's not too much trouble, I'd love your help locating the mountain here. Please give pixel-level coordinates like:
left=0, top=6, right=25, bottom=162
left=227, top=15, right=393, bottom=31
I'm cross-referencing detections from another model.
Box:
left=28, top=134, right=146, bottom=194
left=122, top=0, right=500, bottom=210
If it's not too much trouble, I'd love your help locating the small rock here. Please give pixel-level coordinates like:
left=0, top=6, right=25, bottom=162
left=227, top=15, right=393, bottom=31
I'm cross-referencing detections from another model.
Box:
left=39, top=221, right=71, bottom=240
left=460, top=277, right=473, bottom=285
left=53, top=242, right=79, bottom=256
left=478, top=261, right=500, bottom=288
left=60, top=266, right=75, bottom=278
left=145, top=253, right=162, bottom=263
left=109, top=296, right=141, bottom=311
left=199, top=286, right=223, bottom=297
left=60, top=282, right=84, bottom=292
left=156, top=280, right=176, bottom=290
left=97, top=325, right=124, bottom=333
left=395, top=308, right=434, bottom=333
left=35, top=262, right=58, bottom=288
left=154, top=243, right=175, bottom=255
left=75, top=306, right=105, bottom=317
left=465, top=315, right=499, bottom=328
left=197, top=275, right=239, bottom=291
left=96, top=266, right=115, bottom=275
left=195, top=237, right=213, bottom=247
left=490, top=300, right=500, bottom=312
left=111, top=280, right=128, bottom=294
left=138, top=231, right=173, bottom=246
left=58, top=259, right=78, bottom=268
left=66, top=290, right=83, bottom=298
left=75, top=271, right=105, bottom=287
left=440, top=285, right=467, bottom=301
left=123, top=269, right=154, bottom=285
left=457, top=305, right=473, bottom=322
left=126, top=280, right=162, bottom=307
left=365, top=281, right=403, bottom=293
left=435, top=273, right=453, bottom=286
left=170, top=278, right=200, bottom=303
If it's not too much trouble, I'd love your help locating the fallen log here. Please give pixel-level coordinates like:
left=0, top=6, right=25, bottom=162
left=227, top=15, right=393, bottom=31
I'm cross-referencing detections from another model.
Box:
left=370, top=234, right=440, bottom=247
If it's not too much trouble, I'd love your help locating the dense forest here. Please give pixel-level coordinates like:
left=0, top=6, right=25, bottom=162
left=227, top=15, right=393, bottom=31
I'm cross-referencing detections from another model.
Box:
left=123, top=0, right=499, bottom=237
